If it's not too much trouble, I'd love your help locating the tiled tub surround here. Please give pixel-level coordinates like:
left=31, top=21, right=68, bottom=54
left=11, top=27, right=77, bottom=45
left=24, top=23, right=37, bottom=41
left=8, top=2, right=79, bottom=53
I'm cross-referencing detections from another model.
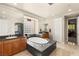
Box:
left=27, top=38, right=56, bottom=56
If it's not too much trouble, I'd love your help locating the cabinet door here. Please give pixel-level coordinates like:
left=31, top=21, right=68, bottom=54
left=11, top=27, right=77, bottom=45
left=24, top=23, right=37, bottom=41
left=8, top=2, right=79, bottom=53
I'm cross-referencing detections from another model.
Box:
left=12, top=39, right=20, bottom=54
left=0, top=41, right=3, bottom=56
left=20, top=38, right=26, bottom=51
left=3, top=40, right=12, bottom=56
left=42, top=33, right=49, bottom=39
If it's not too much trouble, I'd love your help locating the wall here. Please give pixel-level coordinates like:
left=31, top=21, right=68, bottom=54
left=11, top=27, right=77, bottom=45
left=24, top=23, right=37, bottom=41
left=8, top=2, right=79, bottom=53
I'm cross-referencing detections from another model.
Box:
left=38, top=19, right=49, bottom=32
left=38, top=17, right=64, bottom=43
left=49, top=16, right=79, bottom=44
left=0, top=17, right=23, bottom=36
left=0, top=19, right=15, bottom=36
left=53, top=17, right=64, bottom=43
left=77, top=17, right=79, bottom=45
left=0, top=19, right=9, bottom=36
left=34, top=19, right=39, bottom=34
left=0, top=4, right=45, bottom=36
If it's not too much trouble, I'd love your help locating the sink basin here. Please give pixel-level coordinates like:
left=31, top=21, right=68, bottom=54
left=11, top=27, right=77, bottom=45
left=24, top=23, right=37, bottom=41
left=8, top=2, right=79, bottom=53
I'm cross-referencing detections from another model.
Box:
left=6, top=36, right=17, bottom=39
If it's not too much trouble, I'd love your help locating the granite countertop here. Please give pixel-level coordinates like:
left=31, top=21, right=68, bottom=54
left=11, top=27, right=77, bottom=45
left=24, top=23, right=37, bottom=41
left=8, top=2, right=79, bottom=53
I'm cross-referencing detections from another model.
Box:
left=0, top=37, right=17, bottom=41
left=0, top=34, right=24, bottom=41
left=0, top=35, right=21, bottom=41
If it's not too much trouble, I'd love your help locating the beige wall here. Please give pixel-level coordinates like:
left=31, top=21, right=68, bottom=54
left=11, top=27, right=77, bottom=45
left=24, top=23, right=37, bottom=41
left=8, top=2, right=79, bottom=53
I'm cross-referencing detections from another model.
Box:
left=38, top=16, right=64, bottom=42
left=49, top=17, right=64, bottom=43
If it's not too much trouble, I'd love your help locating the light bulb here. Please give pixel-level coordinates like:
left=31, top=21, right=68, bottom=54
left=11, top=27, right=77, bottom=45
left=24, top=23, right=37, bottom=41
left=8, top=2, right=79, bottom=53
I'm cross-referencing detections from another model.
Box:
left=68, top=9, right=72, bottom=12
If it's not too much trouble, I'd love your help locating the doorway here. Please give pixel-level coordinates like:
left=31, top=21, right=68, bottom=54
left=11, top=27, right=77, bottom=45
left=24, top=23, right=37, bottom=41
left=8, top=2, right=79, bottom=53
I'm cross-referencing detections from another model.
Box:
left=64, top=17, right=77, bottom=44
left=68, top=19, right=77, bottom=44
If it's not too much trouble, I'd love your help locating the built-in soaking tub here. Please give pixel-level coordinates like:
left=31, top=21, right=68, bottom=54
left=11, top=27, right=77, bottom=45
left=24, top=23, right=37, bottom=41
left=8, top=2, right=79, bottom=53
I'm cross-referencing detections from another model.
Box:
left=27, top=37, right=49, bottom=44
left=27, top=37, right=56, bottom=56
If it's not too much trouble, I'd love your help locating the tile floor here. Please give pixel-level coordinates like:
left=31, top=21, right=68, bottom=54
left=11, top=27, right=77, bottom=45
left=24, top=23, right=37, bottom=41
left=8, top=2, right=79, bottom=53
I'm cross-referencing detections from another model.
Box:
left=13, top=42, right=79, bottom=56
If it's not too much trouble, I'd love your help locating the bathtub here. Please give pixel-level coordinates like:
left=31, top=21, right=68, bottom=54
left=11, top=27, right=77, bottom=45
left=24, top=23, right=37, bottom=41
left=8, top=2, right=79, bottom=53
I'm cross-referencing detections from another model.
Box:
left=27, top=37, right=50, bottom=51
left=27, top=37, right=56, bottom=56
left=27, top=37, right=49, bottom=44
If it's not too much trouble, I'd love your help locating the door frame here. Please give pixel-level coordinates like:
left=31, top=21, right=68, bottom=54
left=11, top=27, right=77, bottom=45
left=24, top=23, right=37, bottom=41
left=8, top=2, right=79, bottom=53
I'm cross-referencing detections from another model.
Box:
left=64, top=16, right=77, bottom=44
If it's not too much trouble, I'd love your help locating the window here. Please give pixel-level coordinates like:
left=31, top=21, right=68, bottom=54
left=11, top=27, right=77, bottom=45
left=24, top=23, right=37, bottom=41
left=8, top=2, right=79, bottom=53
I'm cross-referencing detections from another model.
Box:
left=24, top=19, right=34, bottom=34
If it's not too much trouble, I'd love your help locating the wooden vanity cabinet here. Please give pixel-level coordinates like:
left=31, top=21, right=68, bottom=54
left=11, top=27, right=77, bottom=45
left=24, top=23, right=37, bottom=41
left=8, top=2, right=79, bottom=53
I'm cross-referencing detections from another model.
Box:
left=0, top=41, right=3, bottom=56
left=42, top=32, right=49, bottom=39
left=11, top=39, right=20, bottom=54
left=3, top=40, right=13, bottom=56
left=19, top=37, right=26, bottom=51
left=3, top=37, right=26, bottom=56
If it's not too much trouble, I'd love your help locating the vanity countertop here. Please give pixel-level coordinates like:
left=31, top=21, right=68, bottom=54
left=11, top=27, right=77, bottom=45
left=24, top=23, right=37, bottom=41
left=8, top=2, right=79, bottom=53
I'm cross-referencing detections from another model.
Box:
left=0, top=37, right=17, bottom=41
left=0, top=35, right=24, bottom=41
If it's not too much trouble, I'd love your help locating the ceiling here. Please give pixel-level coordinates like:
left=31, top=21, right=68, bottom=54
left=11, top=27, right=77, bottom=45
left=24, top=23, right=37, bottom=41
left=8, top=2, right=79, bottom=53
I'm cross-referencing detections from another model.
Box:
left=1, top=3, right=79, bottom=19
left=8, top=3, right=50, bottom=18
